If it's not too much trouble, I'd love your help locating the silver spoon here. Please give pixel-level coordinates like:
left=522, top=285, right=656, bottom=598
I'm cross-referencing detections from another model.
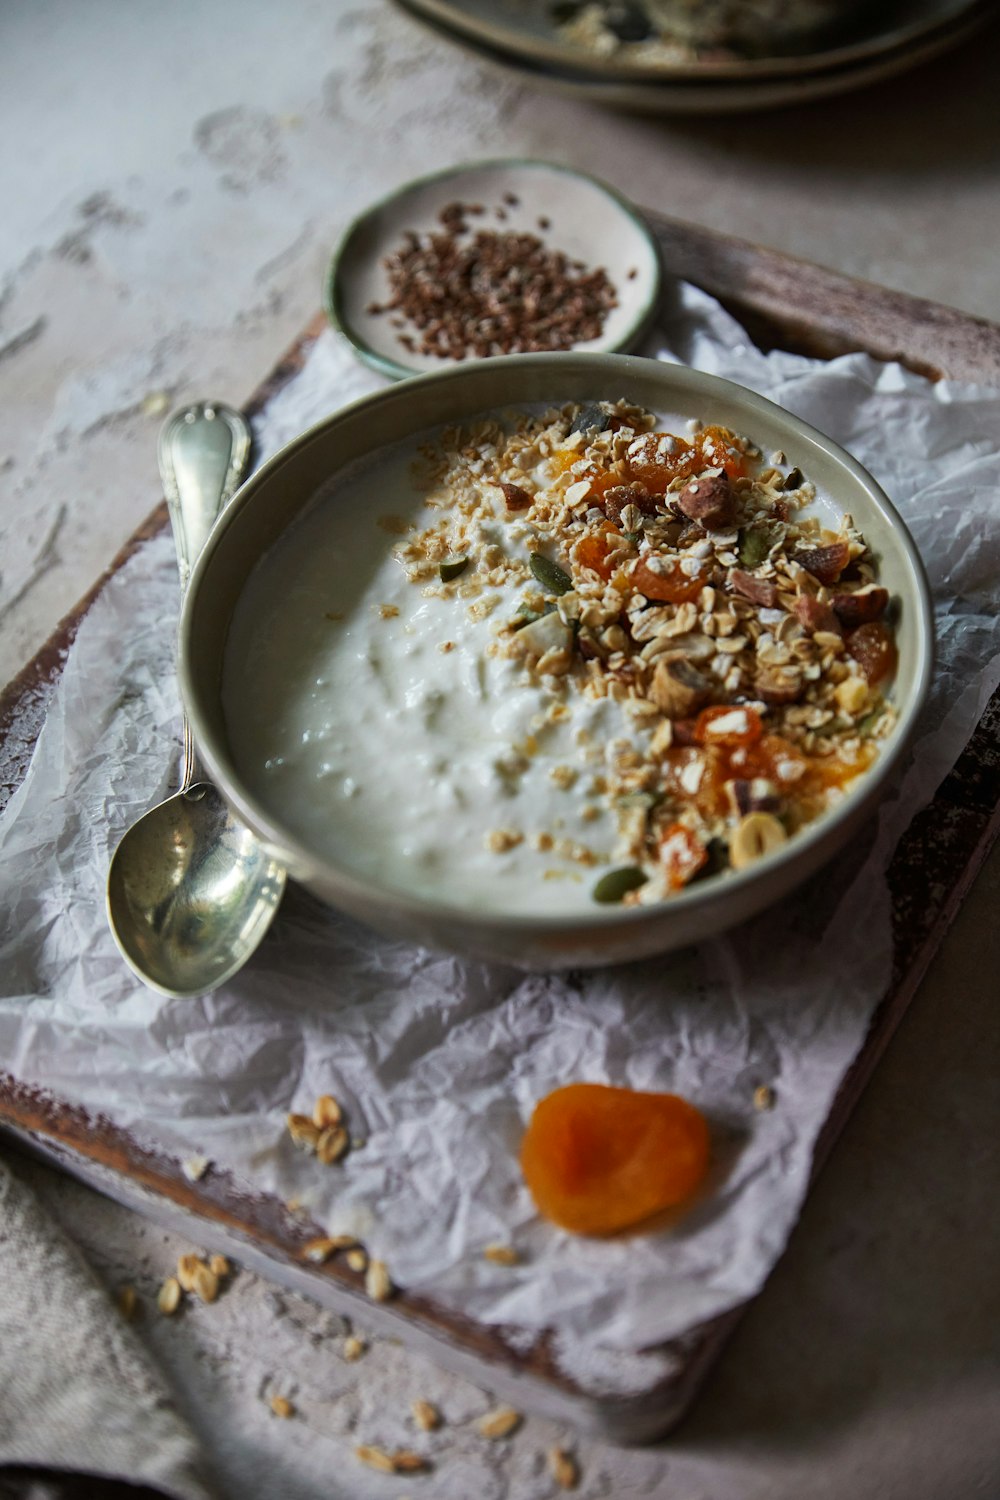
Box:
left=106, top=402, right=286, bottom=997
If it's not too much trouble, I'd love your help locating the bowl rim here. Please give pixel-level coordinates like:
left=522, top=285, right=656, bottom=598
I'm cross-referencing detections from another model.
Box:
left=324, top=157, right=665, bottom=381
left=180, top=351, right=935, bottom=938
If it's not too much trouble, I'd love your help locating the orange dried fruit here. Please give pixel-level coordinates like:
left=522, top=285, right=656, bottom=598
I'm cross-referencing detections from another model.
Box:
left=520, top=1083, right=710, bottom=1236
left=632, top=557, right=705, bottom=604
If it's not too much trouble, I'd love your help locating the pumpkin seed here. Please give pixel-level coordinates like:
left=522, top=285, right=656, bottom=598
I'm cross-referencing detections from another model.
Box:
left=738, top=523, right=781, bottom=569
left=569, top=402, right=610, bottom=435
left=529, top=552, right=573, bottom=596
left=592, top=866, right=648, bottom=904
left=439, top=554, right=469, bottom=582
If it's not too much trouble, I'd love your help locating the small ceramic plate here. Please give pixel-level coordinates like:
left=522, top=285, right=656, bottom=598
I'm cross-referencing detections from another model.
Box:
left=326, top=159, right=663, bottom=380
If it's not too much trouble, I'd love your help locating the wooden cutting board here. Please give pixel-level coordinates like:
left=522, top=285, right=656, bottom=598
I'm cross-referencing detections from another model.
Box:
left=2, top=212, right=999, bottom=1443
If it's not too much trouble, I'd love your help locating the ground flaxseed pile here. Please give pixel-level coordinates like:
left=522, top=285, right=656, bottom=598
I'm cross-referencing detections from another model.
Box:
left=367, top=200, right=618, bottom=361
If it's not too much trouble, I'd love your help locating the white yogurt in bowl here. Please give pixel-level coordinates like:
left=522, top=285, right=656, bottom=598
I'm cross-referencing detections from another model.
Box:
left=221, top=393, right=901, bottom=921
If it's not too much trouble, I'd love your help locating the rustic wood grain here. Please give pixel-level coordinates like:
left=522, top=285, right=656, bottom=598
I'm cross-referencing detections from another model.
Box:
left=2, top=225, right=999, bottom=1442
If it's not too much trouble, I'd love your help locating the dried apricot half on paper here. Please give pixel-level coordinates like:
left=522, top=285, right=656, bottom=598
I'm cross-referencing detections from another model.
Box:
left=520, top=1083, right=710, bottom=1236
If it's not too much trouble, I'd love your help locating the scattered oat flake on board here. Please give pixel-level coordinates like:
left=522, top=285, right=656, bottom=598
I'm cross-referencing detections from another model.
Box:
left=176, top=1253, right=203, bottom=1292
left=304, top=1234, right=356, bottom=1262
left=392, top=1451, right=430, bottom=1472
left=287, top=1112, right=321, bottom=1150
left=355, top=1445, right=396, bottom=1473
left=157, top=1277, right=181, bottom=1316
left=477, top=1406, right=522, bottom=1439
left=270, top=1395, right=295, bottom=1420
left=549, top=1446, right=580, bottom=1489
left=317, top=1124, right=350, bottom=1164
left=482, top=1244, right=519, bottom=1265
left=118, top=1286, right=138, bottom=1320
left=346, top=1248, right=368, bottom=1273
left=181, top=1156, right=209, bottom=1182
left=754, top=1084, right=776, bottom=1110
left=312, top=1094, right=343, bottom=1128
left=412, top=1399, right=441, bottom=1431
left=209, top=1254, right=230, bottom=1278
left=343, top=1334, right=367, bottom=1362
left=365, top=1258, right=393, bottom=1302
left=193, top=1264, right=219, bottom=1304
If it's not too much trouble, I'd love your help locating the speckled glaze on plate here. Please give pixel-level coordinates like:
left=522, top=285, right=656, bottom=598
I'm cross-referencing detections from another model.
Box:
left=179, top=353, right=933, bottom=971
left=402, top=0, right=991, bottom=82
left=325, top=159, right=663, bottom=380
left=395, top=0, right=995, bottom=112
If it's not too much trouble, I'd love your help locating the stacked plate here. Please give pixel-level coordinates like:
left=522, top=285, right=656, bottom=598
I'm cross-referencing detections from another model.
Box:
left=395, top=0, right=995, bottom=112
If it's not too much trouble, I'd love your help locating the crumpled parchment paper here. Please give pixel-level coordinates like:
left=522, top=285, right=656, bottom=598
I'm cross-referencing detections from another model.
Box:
left=2, top=283, right=999, bottom=1388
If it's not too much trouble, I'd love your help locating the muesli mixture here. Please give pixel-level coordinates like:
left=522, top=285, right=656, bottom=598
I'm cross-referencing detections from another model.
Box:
left=551, top=0, right=852, bottom=62
left=398, top=398, right=897, bottom=906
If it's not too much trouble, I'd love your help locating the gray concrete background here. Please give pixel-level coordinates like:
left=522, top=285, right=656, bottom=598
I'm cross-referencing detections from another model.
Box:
left=2, top=1, right=999, bottom=1495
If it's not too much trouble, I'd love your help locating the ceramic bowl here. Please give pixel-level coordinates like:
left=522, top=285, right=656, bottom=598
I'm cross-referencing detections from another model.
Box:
left=326, top=159, right=663, bottom=379
left=179, top=354, right=933, bottom=971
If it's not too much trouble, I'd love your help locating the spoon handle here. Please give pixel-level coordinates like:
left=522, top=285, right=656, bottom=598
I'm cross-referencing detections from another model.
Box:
left=158, top=402, right=252, bottom=594
left=158, top=402, right=252, bottom=789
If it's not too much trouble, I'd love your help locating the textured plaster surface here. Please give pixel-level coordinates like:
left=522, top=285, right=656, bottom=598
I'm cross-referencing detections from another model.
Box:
left=2, top=1, right=999, bottom=1495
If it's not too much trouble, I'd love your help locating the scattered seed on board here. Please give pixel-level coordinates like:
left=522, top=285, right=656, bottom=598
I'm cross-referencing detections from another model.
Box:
left=411, top=1399, right=441, bottom=1431
left=754, top=1085, right=776, bottom=1111
left=346, top=1248, right=368, bottom=1273
left=209, top=1254, right=230, bottom=1279
left=549, top=1446, right=580, bottom=1489
left=482, top=1244, right=519, bottom=1266
left=343, top=1334, right=367, bottom=1362
left=118, top=1286, right=138, bottom=1321
left=158, top=1277, right=181, bottom=1316
left=477, top=1406, right=522, bottom=1439
left=286, top=1113, right=321, bottom=1151
left=181, top=1156, right=209, bottom=1182
left=270, top=1395, right=295, bottom=1420
left=312, top=1093, right=343, bottom=1128
left=365, top=1259, right=393, bottom=1303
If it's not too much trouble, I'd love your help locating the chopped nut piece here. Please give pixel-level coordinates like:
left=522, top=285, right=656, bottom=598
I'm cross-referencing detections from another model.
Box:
left=317, top=1124, right=350, bottom=1165
left=477, top=1406, right=522, bottom=1439
left=650, top=658, right=712, bottom=719
left=549, top=1446, right=580, bottom=1490
left=754, top=1085, right=776, bottom=1111
left=730, top=812, right=787, bottom=870
left=499, top=480, right=532, bottom=511
left=343, top=1334, right=368, bottom=1362
left=176, top=1254, right=203, bottom=1293
left=755, top=663, right=805, bottom=705
left=157, top=1277, right=181, bottom=1316
left=181, top=1156, right=209, bottom=1182
left=482, top=1244, right=520, bottom=1266
left=729, top=567, right=777, bottom=608
left=355, top=1445, right=396, bottom=1473
left=365, top=1259, right=393, bottom=1303
left=835, top=676, right=869, bottom=714
left=831, top=586, right=889, bottom=628
left=485, top=827, right=524, bottom=854
left=270, top=1395, right=295, bottom=1420
left=412, top=1399, right=441, bottom=1431
left=313, top=1094, right=343, bottom=1128
left=677, top=473, right=735, bottom=530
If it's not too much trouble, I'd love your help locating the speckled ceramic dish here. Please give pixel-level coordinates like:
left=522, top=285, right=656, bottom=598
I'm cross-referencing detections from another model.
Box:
left=403, top=0, right=990, bottom=81
left=326, top=160, right=663, bottom=380
left=395, top=0, right=994, bottom=112
left=179, top=353, right=933, bottom=971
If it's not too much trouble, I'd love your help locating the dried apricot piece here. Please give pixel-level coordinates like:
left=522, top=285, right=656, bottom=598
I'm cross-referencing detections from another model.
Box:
left=694, top=703, right=763, bottom=748
left=520, top=1083, right=710, bottom=1236
left=632, top=557, right=704, bottom=604
left=658, top=823, right=708, bottom=890
left=846, top=621, right=897, bottom=685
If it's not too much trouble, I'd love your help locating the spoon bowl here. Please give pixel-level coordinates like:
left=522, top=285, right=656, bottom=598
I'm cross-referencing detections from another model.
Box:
left=107, top=781, right=285, bottom=998
left=106, top=402, right=286, bottom=997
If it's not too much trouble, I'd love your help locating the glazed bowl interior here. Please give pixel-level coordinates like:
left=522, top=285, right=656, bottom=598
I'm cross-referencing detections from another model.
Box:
left=180, top=353, right=932, bottom=969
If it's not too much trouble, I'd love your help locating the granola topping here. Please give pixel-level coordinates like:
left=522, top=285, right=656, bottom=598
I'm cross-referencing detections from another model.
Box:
left=224, top=399, right=897, bottom=913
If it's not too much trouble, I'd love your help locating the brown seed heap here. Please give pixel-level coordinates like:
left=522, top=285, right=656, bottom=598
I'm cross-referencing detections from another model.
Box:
left=369, top=201, right=618, bottom=360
